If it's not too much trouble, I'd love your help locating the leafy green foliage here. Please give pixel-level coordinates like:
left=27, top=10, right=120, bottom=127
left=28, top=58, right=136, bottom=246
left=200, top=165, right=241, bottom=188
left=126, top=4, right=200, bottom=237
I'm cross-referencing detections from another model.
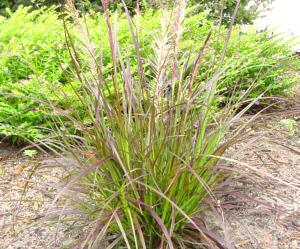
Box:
left=0, top=7, right=76, bottom=143
left=23, top=149, right=38, bottom=157
left=189, top=0, right=274, bottom=25
left=0, top=0, right=273, bottom=25
left=0, top=5, right=298, bottom=143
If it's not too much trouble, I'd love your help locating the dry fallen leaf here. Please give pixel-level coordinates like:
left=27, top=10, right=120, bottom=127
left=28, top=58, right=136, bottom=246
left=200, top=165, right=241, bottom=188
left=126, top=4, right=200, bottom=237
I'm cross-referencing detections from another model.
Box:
left=290, top=231, right=300, bottom=239
left=235, top=239, right=251, bottom=247
left=17, top=216, right=31, bottom=224
left=13, top=165, right=24, bottom=175
left=16, top=181, right=26, bottom=188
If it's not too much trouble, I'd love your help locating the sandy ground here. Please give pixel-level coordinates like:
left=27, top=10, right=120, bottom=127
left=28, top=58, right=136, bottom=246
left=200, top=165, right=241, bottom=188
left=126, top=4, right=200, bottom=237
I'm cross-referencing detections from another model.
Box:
left=0, top=108, right=299, bottom=248
left=208, top=114, right=300, bottom=249
left=0, top=148, right=70, bottom=248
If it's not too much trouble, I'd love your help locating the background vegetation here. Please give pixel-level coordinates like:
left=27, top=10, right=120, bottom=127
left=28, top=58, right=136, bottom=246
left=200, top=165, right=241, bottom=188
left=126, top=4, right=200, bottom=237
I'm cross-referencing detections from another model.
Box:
left=0, top=5, right=298, bottom=143
left=1, top=0, right=274, bottom=24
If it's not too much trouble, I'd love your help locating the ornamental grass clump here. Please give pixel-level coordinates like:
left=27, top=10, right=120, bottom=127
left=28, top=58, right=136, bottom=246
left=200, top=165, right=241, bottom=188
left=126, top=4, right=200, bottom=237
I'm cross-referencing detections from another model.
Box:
left=46, top=0, right=260, bottom=248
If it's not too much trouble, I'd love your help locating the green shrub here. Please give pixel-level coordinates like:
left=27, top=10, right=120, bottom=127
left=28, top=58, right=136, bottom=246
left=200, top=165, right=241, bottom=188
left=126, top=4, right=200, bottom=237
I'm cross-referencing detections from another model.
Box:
left=182, top=10, right=299, bottom=101
left=1, top=0, right=274, bottom=25
left=0, top=5, right=298, bottom=143
left=0, top=7, right=73, bottom=143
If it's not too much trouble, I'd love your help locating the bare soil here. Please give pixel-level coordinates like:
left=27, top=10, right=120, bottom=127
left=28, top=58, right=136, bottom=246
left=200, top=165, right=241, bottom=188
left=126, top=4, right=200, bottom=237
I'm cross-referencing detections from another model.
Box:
left=0, top=108, right=299, bottom=249
left=0, top=147, right=70, bottom=248
left=204, top=112, right=300, bottom=249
